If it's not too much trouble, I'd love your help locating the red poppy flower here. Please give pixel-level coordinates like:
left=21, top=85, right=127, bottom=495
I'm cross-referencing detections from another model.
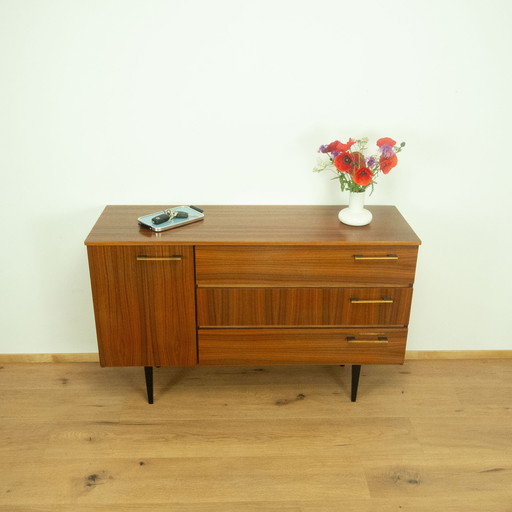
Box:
left=333, top=151, right=354, bottom=173
left=376, top=137, right=396, bottom=147
left=325, top=140, right=343, bottom=153
left=326, top=138, right=356, bottom=153
left=379, top=153, right=398, bottom=174
left=353, top=167, right=374, bottom=186
left=338, top=138, right=356, bottom=151
left=334, top=150, right=366, bottom=174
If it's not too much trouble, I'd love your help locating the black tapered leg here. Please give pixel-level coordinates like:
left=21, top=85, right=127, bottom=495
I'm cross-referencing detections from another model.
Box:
left=144, top=366, right=154, bottom=404
left=351, top=364, right=361, bottom=402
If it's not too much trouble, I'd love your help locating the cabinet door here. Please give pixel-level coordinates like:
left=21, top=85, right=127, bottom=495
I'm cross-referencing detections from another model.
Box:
left=87, top=245, right=196, bottom=367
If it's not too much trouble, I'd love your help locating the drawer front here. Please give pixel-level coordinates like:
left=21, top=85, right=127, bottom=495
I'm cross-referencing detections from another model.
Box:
left=196, top=245, right=418, bottom=287
left=198, top=328, right=407, bottom=365
left=197, top=287, right=413, bottom=327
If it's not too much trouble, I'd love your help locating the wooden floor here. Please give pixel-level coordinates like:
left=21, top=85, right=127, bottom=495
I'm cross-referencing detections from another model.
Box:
left=1, top=359, right=511, bottom=511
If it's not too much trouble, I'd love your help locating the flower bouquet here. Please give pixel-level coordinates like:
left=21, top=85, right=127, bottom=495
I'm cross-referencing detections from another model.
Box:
left=313, top=137, right=405, bottom=226
left=313, top=137, right=405, bottom=194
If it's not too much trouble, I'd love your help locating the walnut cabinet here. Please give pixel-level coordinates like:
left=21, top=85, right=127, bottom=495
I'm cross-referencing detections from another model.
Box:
left=85, top=205, right=420, bottom=403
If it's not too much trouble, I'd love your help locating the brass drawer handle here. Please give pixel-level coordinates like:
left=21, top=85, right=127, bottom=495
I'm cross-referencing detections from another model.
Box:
left=137, top=255, right=183, bottom=261
left=347, top=336, right=389, bottom=344
left=350, top=297, right=393, bottom=304
left=354, top=254, right=398, bottom=261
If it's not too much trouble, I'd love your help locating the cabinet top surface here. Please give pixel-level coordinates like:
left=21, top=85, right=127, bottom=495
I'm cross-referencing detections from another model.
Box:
left=85, top=205, right=421, bottom=246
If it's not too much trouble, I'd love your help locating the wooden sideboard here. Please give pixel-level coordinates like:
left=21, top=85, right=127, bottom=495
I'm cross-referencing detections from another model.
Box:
left=85, top=205, right=421, bottom=403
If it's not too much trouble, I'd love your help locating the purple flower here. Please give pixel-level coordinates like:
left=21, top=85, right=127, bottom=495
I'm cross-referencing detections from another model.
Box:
left=380, top=145, right=395, bottom=158
left=318, top=145, right=328, bottom=153
left=366, top=156, right=376, bottom=167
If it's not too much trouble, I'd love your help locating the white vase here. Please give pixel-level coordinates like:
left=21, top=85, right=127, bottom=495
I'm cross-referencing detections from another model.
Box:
left=338, top=191, right=372, bottom=226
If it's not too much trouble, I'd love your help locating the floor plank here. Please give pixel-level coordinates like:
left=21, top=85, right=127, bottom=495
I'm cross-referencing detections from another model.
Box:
left=43, top=417, right=422, bottom=460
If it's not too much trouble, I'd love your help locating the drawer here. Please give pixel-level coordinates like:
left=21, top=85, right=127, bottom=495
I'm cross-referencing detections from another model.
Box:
left=197, top=287, right=413, bottom=327
left=198, top=328, right=407, bottom=365
left=195, top=245, right=418, bottom=287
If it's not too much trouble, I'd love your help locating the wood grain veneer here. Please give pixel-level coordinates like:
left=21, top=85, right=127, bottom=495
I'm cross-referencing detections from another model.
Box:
left=197, top=287, right=413, bottom=327
left=196, top=245, right=418, bottom=287
left=198, top=328, right=408, bottom=365
left=87, top=245, right=196, bottom=367
left=85, top=205, right=421, bottom=246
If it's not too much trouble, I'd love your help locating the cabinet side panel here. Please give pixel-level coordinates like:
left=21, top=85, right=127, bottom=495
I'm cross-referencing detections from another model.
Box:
left=87, top=246, right=147, bottom=366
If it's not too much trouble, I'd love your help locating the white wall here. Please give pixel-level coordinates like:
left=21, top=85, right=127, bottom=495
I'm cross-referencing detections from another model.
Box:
left=1, top=0, right=511, bottom=354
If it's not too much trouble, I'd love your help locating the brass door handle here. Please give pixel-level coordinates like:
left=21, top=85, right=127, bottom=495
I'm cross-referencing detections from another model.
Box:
left=347, top=336, right=388, bottom=344
left=136, top=255, right=183, bottom=261
left=354, top=254, right=398, bottom=261
left=350, top=297, right=393, bottom=304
